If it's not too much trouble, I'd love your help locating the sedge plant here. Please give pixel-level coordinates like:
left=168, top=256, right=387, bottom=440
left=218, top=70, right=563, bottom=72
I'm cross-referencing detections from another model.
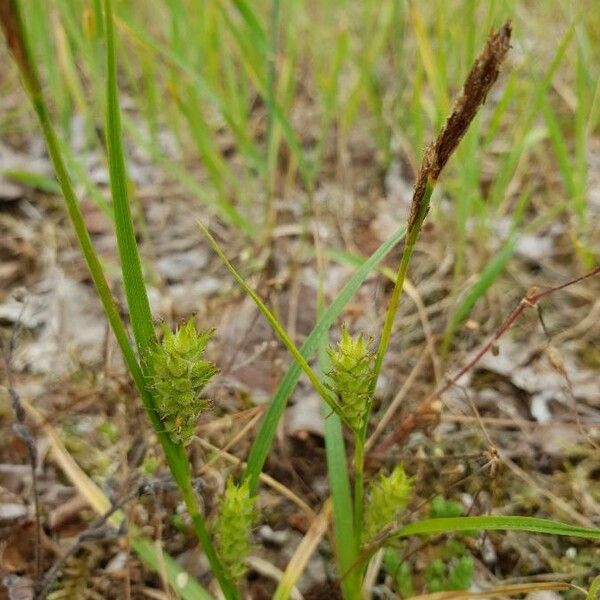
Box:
left=0, top=1, right=238, bottom=597
left=3, top=4, right=600, bottom=600
left=200, top=21, right=599, bottom=600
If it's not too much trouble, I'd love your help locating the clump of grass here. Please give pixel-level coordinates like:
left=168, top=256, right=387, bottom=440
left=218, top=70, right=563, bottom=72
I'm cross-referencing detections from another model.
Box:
left=3, top=4, right=600, bottom=600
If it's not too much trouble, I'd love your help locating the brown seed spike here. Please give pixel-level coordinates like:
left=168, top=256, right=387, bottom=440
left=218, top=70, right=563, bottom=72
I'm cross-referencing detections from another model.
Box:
left=432, top=21, right=512, bottom=180
left=0, top=1, right=24, bottom=66
left=407, top=21, right=511, bottom=233
left=0, top=0, right=40, bottom=95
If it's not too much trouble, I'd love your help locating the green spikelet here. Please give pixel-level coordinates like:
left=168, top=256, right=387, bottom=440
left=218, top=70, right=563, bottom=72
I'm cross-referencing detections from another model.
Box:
left=363, top=465, right=413, bottom=543
left=326, top=327, right=374, bottom=433
left=147, top=318, right=218, bottom=445
left=214, top=478, right=257, bottom=582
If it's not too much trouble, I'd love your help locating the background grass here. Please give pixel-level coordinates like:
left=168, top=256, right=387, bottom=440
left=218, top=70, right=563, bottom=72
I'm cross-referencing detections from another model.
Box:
left=1, top=1, right=599, bottom=598
left=3, top=0, right=598, bottom=348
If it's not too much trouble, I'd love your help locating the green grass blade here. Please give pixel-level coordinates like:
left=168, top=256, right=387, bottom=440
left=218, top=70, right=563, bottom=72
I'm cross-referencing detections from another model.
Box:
left=442, top=185, right=532, bottom=352
left=104, top=0, right=154, bottom=354
left=489, top=23, right=574, bottom=210
left=229, top=0, right=269, bottom=55
left=573, top=49, right=593, bottom=266
left=122, top=115, right=251, bottom=235
left=243, top=225, right=407, bottom=494
left=132, top=537, right=214, bottom=600
left=24, top=1, right=71, bottom=131
left=265, top=0, right=281, bottom=226
left=587, top=576, right=600, bottom=600
left=542, top=97, right=576, bottom=200
left=58, top=137, right=114, bottom=220
left=388, top=515, right=600, bottom=542
left=115, top=13, right=265, bottom=174
left=217, top=2, right=311, bottom=184
left=198, top=222, right=330, bottom=403
left=483, top=73, right=516, bottom=146
left=2, top=169, right=61, bottom=194
left=307, top=29, right=348, bottom=187
left=103, top=5, right=237, bottom=596
left=442, top=233, right=517, bottom=352
left=178, top=88, right=229, bottom=193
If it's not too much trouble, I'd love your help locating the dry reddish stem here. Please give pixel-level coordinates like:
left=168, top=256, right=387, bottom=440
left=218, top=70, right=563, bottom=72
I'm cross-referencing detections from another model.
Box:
left=373, top=265, right=600, bottom=455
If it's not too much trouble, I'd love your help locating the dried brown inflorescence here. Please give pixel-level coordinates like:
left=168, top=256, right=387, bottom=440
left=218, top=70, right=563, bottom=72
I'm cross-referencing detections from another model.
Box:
left=408, top=21, right=512, bottom=232
left=0, top=0, right=41, bottom=95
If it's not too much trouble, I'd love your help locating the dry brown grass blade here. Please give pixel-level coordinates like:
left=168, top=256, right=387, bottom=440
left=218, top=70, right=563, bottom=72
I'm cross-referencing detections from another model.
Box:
left=408, top=580, right=583, bottom=600
left=273, top=500, right=332, bottom=600
left=198, top=408, right=265, bottom=470
left=362, top=548, right=385, bottom=598
left=20, top=397, right=113, bottom=517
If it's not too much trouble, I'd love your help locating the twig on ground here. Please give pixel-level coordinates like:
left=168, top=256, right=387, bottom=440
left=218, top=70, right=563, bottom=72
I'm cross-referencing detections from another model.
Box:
left=2, top=300, right=43, bottom=591
left=36, top=483, right=148, bottom=599
left=373, top=265, right=600, bottom=454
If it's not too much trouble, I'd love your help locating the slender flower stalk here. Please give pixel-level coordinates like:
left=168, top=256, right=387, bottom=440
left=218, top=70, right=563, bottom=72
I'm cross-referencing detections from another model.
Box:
left=361, top=22, right=511, bottom=577
left=371, top=23, right=512, bottom=397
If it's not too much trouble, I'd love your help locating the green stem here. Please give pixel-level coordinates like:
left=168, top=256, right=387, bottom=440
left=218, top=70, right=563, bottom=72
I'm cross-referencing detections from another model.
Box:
left=199, top=221, right=333, bottom=408
left=352, top=184, right=434, bottom=576
left=103, top=2, right=237, bottom=595
left=183, top=494, right=238, bottom=599
left=371, top=181, right=434, bottom=391
left=352, top=433, right=365, bottom=550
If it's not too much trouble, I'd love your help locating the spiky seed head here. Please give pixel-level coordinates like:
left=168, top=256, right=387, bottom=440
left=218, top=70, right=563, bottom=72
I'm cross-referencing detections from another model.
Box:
left=147, top=318, right=218, bottom=445
left=363, top=465, right=413, bottom=544
left=326, top=327, right=374, bottom=433
left=214, top=478, right=257, bottom=582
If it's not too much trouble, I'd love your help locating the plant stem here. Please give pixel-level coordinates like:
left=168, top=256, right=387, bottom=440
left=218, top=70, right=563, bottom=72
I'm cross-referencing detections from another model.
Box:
left=352, top=433, right=365, bottom=547
left=371, top=181, right=434, bottom=391
left=354, top=184, right=434, bottom=561
left=103, top=2, right=238, bottom=595
left=199, top=221, right=334, bottom=408
left=182, top=491, right=239, bottom=599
